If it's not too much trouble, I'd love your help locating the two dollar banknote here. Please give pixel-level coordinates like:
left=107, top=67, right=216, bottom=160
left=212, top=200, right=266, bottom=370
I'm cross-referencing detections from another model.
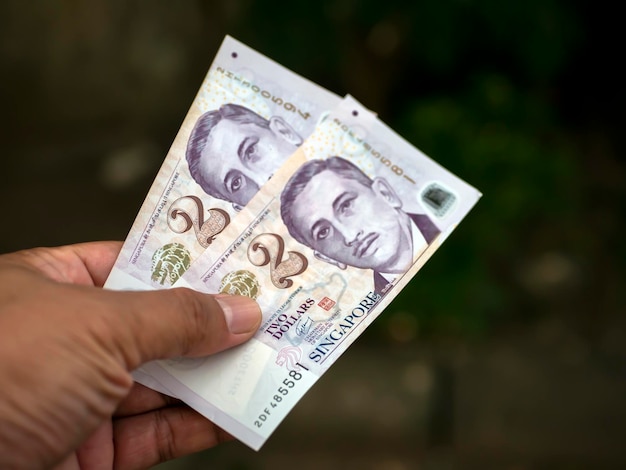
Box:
left=104, top=36, right=481, bottom=450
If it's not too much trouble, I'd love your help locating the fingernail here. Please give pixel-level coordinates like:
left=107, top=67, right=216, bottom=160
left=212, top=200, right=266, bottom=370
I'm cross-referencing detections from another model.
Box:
left=214, top=295, right=261, bottom=335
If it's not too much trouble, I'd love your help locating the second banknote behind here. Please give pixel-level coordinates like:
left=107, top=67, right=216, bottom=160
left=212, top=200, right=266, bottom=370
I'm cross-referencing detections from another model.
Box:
left=145, top=96, right=482, bottom=450
left=103, top=36, right=340, bottom=393
left=104, top=35, right=340, bottom=292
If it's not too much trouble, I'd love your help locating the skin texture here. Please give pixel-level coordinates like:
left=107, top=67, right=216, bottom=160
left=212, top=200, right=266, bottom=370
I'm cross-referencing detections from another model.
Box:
left=0, top=241, right=262, bottom=469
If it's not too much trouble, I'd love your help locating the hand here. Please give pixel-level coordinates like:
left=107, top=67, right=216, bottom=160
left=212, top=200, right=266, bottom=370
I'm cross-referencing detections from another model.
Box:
left=0, top=241, right=262, bottom=469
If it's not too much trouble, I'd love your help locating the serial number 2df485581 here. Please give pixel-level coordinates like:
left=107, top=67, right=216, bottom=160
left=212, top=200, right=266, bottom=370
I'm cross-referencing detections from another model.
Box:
left=253, top=369, right=305, bottom=428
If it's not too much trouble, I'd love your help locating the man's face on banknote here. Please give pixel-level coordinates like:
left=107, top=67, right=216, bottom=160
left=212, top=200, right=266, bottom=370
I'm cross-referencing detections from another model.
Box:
left=197, top=117, right=300, bottom=207
left=287, top=169, right=414, bottom=273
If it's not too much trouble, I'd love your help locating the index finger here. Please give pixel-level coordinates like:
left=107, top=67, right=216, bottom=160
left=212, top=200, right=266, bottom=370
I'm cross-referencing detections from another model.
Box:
left=70, top=241, right=123, bottom=286
left=3, top=241, right=122, bottom=287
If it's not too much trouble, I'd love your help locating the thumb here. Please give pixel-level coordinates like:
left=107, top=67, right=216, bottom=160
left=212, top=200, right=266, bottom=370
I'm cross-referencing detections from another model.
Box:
left=102, top=287, right=262, bottom=369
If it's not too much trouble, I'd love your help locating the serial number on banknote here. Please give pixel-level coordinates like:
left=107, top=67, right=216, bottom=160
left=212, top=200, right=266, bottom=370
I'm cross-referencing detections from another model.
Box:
left=254, top=369, right=306, bottom=428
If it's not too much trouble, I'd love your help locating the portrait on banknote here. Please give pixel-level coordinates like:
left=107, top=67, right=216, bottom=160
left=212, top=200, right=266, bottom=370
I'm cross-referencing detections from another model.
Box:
left=280, top=156, right=440, bottom=295
left=186, top=103, right=303, bottom=209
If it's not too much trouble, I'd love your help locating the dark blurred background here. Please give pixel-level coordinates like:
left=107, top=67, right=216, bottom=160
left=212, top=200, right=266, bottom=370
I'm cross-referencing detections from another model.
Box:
left=1, top=1, right=625, bottom=468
